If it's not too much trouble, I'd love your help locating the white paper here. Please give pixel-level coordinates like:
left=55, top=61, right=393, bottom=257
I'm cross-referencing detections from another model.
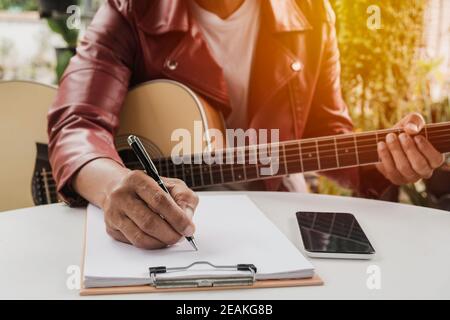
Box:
left=83, top=195, right=314, bottom=288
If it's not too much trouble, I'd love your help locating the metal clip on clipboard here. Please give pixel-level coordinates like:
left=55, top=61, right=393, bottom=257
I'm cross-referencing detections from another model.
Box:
left=149, top=261, right=257, bottom=289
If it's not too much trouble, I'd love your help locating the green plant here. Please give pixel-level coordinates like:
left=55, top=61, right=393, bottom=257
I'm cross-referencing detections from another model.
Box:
left=317, top=0, right=449, bottom=207
left=42, top=1, right=79, bottom=82
left=0, top=0, right=37, bottom=10
left=47, top=17, right=79, bottom=47
left=331, top=0, right=427, bottom=130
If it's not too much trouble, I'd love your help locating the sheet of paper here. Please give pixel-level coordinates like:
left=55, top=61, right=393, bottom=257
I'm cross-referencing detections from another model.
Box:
left=84, top=195, right=314, bottom=287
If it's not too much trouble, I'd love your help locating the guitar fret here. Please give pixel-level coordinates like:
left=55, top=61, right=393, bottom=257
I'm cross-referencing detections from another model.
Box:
left=173, top=162, right=180, bottom=179
left=209, top=165, right=214, bottom=185
left=318, top=138, right=338, bottom=170
left=188, top=163, right=195, bottom=187
left=315, top=140, right=321, bottom=170
left=165, top=158, right=170, bottom=178
left=256, top=160, right=260, bottom=178
left=353, top=135, right=360, bottom=165
left=221, top=150, right=235, bottom=183
left=282, top=144, right=289, bottom=174
left=336, top=136, right=358, bottom=167
left=157, top=160, right=162, bottom=175
left=42, top=168, right=51, bottom=204
left=192, top=155, right=203, bottom=187
left=356, top=133, right=379, bottom=164
left=233, top=148, right=246, bottom=181
left=201, top=164, right=211, bottom=186
left=245, top=145, right=259, bottom=180
left=242, top=151, right=248, bottom=181
left=300, top=141, right=320, bottom=172
left=375, top=132, right=381, bottom=162
left=298, top=141, right=304, bottom=173
left=199, top=160, right=205, bottom=187
left=230, top=148, right=236, bottom=182
left=181, top=161, right=186, bottom=182
left=219, top=163, right=225, bottom=184
left=334, top=137, right=340, bottom=168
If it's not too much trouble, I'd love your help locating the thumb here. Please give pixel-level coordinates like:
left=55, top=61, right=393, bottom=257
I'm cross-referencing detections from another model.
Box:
left=402, top=113, right=425, bottom=135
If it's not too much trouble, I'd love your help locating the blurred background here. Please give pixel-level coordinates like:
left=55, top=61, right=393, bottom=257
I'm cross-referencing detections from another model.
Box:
left=0, top=0, right=449, bottom=210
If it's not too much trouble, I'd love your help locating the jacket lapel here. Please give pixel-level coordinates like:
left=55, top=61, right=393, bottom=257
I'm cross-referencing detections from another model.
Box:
left=248, top=0, right=314, bottom=125
left=134, top=0, right=231, bottom=114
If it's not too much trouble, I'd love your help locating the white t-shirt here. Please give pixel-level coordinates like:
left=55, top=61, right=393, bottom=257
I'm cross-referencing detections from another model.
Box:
left=189, top=0, right=308, bottom=193
left=189, top=0, right=261, bottom=129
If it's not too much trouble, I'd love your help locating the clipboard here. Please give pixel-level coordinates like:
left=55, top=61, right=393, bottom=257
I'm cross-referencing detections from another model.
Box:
left=80, top=198, right=324, bottom=296
left=80, top=260, right=323, bottom=296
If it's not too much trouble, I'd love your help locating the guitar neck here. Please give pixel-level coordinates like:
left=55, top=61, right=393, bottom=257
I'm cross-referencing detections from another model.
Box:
left=153, top=122, right=450, bottom=189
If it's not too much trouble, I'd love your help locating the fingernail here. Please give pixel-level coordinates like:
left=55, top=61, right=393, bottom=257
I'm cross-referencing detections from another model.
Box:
left=399, top=133, right=407, bottom=143
left=386, top=133, right=396, bottom=143
left=183, top=225, right=195, bottom=237
left=378, top=142, right=386, bottom=151
left=185, top=207, right=194, bottom=219
left=406, top=123, right=419, bottom=133
left=414, top=135, right=423, bottom=144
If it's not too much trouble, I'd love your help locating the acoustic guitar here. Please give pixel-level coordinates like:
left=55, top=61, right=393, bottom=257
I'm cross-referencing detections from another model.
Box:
left=1, top=80, right=449, bottom=210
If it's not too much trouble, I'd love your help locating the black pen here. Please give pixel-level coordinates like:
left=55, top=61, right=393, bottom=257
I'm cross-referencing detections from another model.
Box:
left=127, top=135, right=198, bottom=251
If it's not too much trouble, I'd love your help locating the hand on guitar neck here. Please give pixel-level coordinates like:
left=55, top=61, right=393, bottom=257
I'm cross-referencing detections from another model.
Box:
left=73, top=158, right=198, bottom=250
left=376, top=113, right=446, bottom=185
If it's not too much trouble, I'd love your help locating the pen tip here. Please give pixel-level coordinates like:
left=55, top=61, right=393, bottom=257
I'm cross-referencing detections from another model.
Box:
left=189, top=237, right=199, bottom=251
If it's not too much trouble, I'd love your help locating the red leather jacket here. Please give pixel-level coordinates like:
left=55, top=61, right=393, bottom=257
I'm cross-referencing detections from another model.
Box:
left=48, top=0, right=391, bottom=205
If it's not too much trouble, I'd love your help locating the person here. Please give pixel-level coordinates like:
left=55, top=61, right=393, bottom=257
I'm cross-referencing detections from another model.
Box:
left=47, top=0, right=445, bottom=249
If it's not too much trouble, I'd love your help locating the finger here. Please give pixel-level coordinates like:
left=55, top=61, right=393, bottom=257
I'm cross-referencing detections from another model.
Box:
left=106, top=226, right=130, bottom=245
left=414, top=135, right=445, bottom=169
left=133, top=174, right=195, bottom=237
left=164, top=178, right=200, bottom=212
left=386, top=133, right=419, bottom=182
left=125, top=198, right=183, bottom=246
left=399, top=133, right=433, bottom=179
left=116, top=214, right=167, bottom=250
left=398, top=112, right=425, bottom=135
left=377, top=142, right=406, bottom=185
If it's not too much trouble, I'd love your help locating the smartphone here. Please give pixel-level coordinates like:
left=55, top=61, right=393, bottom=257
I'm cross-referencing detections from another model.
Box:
left=296, top=211, right=375, bottom=260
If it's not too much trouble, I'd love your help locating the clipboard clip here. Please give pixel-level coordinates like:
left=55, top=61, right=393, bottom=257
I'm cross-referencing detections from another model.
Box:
left=149, top=261, right=257, bottom=289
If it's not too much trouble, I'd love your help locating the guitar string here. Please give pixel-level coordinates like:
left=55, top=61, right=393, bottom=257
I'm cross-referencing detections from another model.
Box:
left=39, top=132, right=450, bottom=181
left=112, top=132, right=450, bottom=177
left=162, top=125, right=450, bottom=161
left=121, top=128, right=450, bottom=168
left=40, top=135, right=450, bottom=188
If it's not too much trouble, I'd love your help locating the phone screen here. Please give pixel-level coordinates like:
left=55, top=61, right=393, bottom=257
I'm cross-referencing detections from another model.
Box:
left=296, top=212, right=375, bottom=254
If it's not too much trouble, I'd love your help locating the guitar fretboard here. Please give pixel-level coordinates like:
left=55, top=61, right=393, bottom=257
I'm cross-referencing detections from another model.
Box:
left=148, top=122, right=450, bottom=189
left=37, top=122, right=450, bottom=198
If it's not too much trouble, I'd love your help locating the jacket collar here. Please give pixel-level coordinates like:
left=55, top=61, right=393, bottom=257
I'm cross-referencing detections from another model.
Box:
left=265, top=0, right=313, bottom=32
left=135, top=0, right=312, bottom=35
left=135, top=0, right=190, bottom=35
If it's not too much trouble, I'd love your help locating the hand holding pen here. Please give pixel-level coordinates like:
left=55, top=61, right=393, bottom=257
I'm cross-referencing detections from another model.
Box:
left=128, top=135, right=199, bottom=251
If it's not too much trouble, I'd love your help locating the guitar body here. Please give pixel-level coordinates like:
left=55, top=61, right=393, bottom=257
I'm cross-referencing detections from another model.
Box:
left=0, top=80, right=225, bottom=211
left=0, top=81, right=56, bottom=211
left=117, top=80, right=225, bottom=158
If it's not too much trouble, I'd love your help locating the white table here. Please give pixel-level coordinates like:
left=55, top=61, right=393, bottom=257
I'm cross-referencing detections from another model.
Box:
left=1, top=192, right=449, bottom=300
